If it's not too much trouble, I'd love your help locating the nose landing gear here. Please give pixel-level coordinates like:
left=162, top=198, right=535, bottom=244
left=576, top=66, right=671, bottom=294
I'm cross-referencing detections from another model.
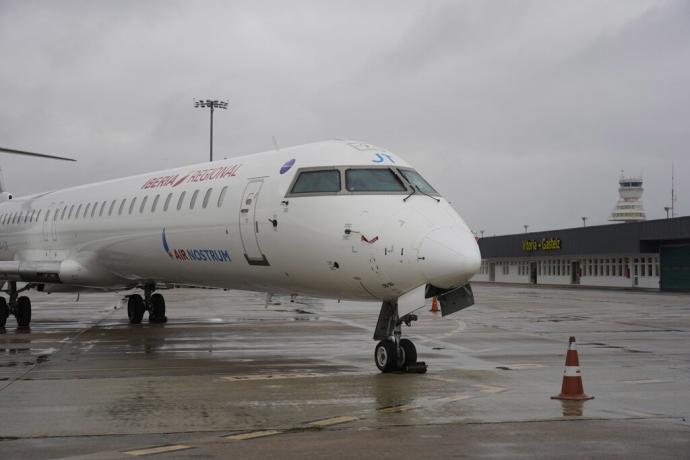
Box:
left=373, top=301, right=427, bottom=373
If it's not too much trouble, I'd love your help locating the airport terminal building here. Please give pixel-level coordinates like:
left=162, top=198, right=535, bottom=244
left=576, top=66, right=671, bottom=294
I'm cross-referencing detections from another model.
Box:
left=472, top=216, right=690, bottom=290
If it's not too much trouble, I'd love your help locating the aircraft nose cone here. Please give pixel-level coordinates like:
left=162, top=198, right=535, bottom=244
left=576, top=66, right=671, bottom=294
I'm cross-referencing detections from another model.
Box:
left=419, top=227, right=481, bottom=289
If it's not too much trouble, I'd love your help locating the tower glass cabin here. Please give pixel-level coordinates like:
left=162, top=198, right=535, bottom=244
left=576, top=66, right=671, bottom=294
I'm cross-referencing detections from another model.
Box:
left=609, top=175, right=646, bottom=223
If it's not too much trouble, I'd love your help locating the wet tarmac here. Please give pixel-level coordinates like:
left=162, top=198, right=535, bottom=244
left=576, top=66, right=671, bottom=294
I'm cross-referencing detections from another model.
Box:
left=0, top=285, right=689, bottom=459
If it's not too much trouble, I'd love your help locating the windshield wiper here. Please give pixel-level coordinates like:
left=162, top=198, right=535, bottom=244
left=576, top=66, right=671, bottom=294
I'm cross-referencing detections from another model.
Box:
left=403, top=185, right=440, bottom=203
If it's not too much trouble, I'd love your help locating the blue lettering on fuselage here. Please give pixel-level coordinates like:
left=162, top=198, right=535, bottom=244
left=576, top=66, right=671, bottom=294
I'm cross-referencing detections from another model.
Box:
left=372, top=153, right=395, bottom=164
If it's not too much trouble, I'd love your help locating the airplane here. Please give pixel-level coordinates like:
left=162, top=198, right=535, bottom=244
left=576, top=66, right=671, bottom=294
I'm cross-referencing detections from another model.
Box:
left=0, top=140, right=480, bottom=372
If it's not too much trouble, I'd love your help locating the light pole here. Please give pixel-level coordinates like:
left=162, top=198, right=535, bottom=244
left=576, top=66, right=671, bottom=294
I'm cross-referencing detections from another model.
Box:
left=480, top=230, right=485, bottom=238
left=664, top=207, right=671, bottom=219
left=582, top=216, right=588, bottom=227
left=194, top=99, right=228, bottom=162
left=524, top=225, right=529, bottom=233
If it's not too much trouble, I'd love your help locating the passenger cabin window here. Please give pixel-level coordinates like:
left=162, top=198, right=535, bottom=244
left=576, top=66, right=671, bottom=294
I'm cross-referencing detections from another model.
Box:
left=60, top=206, right=67, bottom=220
left=36, top=210, right=41, bottom=222
left=139, top=196, right=148, bottom=213
left=108, top=200, right=116, bottom=216
left=164, top=193, right=172, bottom=211
left=189, top=190, right=199, bottom=210
left=202, top=188, right=212, bottom=208
left=99, top=201, right=106, bottom=217
left=68, top=205, right=74, bottom=219
left=177, top=191, right=186, bottom=211
left=290, top=170, right=341, bottom=194
left=151, top=194, right=160, bottom=212
left=90, top=202, right=97, bottom=218
left=217, top=186, right=228, bottom=207
left=118, top=199, right=126, bottom=215
left=345, top=169, right=406, bottom=192
left=399, top=169, right=438, bottom=195
left=129, top=197, right=137, bottom=214
left=84, top=203, right=91, bottom=218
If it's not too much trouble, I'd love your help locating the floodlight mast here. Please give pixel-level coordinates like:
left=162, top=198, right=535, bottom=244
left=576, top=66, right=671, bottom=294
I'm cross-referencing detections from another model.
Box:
left=194, top=99, right=228, bottom=162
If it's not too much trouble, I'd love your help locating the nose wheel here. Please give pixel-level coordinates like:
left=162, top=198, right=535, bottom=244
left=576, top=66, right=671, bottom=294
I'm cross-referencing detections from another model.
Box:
left=373, top=301, right=427, bottom=373
left=375, top=338, right=418, bottom=372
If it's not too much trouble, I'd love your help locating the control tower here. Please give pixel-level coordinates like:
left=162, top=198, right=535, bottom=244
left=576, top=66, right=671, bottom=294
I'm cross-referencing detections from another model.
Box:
left=609, top=174, right=646, bottom=223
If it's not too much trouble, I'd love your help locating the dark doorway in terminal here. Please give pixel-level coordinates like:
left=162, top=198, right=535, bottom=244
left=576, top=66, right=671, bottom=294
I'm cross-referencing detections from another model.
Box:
left=530, top=262, right=538, bottom=284
left=489, top=263, right=496, bottom=282
left=660, top=245, right=690, bottom=291
left=571, top=261, right=581, bottom=285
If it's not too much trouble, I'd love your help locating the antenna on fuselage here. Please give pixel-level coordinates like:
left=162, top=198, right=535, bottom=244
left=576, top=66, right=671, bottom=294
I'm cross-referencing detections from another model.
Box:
left=0, top=146, right=76, bottom=193
left=272, top=136, right=280, bottom=152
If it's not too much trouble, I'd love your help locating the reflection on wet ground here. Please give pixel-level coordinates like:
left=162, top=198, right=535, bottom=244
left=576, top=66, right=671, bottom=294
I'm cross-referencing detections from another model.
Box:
left=0, top=286, right=689, bottom=458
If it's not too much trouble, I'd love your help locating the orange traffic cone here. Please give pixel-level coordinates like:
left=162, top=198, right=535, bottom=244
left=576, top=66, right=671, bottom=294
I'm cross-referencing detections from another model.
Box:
left=430, top=297, right=439, bottom=313
left=551, top=336, right=594, bottom=401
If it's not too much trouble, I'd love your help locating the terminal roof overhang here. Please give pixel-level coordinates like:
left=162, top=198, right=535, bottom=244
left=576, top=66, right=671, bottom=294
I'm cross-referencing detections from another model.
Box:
left=478, top=216, right=690, bottom=258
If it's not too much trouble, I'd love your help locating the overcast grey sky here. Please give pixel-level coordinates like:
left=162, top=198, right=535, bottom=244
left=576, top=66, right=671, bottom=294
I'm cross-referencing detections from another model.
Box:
left=0, top=0, right=688, bottom=235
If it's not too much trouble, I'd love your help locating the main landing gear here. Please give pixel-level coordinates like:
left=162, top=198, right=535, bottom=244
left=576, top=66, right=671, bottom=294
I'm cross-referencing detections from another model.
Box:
left=127, top=284, right=167, bottom=324
left=0, top=281, right=32, bottom=329
left=373, top=301, right=427, bottom=373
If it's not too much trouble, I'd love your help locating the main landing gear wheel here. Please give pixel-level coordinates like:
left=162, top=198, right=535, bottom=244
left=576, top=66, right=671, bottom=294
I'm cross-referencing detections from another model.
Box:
left=16, top=296, right=31, bottom=329
left=0, top=297, right=8, bottom=328
left=127, top=294, right=145, bottom=324
left=149, top=293, right=167, bottom=323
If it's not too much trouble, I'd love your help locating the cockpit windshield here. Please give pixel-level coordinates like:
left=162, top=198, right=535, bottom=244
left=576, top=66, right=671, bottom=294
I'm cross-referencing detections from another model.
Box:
left=291, top=170, right=341, bottom=193
left=286, top=166, right=440, bottom=197
left=345, top=169, right=406, bottom=192
left=399, top=169, right=438, bottom=195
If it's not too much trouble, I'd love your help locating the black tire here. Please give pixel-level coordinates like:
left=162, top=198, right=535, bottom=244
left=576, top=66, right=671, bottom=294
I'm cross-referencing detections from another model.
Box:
left=375, top=340, right=404, bottom=373
left=149, top=293, right=167, bottom=323
left=16, top=296, right=31, bottom=329
left=127, top=294, right=145, bottom=324
left=0, top=297, right=8, bottom=328
left=400, top=338, right=417, bottom=365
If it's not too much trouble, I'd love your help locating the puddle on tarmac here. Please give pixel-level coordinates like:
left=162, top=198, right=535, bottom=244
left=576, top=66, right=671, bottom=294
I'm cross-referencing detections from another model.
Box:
left=559, top=400, right=586, bottom=417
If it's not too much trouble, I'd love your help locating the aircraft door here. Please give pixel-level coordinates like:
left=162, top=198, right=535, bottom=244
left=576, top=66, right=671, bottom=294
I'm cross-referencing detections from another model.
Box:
left=239, top=179, right=270, bottom=266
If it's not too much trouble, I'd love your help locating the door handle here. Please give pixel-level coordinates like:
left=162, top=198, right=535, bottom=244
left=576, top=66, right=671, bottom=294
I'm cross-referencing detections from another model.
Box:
left=240, top=208, right=249, bottom=213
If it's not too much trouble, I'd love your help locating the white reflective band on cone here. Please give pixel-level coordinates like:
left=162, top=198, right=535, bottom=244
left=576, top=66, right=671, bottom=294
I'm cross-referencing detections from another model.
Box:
left=563, top=366, right=582, bottom=377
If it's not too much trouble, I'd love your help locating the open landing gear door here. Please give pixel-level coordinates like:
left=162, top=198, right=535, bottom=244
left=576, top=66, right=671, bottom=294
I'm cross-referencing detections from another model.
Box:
left=426, top=283, right=475, bottom=317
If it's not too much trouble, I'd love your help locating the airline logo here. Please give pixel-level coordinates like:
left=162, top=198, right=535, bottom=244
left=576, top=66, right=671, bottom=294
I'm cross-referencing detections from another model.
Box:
left=142, top=164, right=241, bottom=189
left=280, top=158, right=296, bottom=174
left=162, top=229, right=231, bottom=262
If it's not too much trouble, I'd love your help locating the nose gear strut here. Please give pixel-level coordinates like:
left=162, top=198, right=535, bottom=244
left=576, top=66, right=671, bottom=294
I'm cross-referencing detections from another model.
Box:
left=373, top=300, right=427, bottom=373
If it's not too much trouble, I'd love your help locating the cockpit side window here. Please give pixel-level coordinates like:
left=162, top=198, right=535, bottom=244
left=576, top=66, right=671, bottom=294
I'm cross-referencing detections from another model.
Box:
left=290, top=170, right=341, bottom=194
left=399, top=169, right=439, bottom=195
left=345, top=168, right=406, bottom=192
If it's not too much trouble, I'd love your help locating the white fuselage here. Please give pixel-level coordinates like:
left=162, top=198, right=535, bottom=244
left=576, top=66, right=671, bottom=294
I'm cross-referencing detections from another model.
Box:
left=0, top=141, right=480, bottom=301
